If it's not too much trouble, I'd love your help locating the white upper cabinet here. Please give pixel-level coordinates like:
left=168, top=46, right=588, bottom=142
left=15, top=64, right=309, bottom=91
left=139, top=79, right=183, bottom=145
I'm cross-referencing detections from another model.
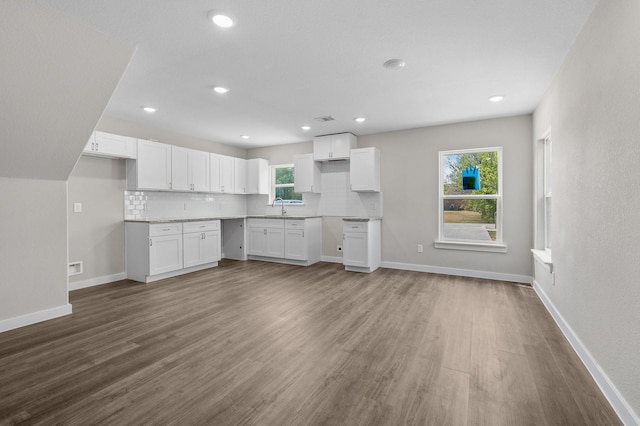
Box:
left=83, top=131, right=137, bottom=159
left=247, top=158, right=269, bottom=194
left=171, top=146, right=210, bottom=192
left=210, top=153, right=234, bottom=193
left=171, top=146, right=190, bottom=191
left=293, top=153, right=321, bottom=193
left=313, top=133, right=357, bottom=161
left=234, top=158, right=247, bottom=194
left=188, top=149, right=210, bottom=192
left=128, top=139, right=172, bottom=191
left=350, top=147, right=380, bottom=192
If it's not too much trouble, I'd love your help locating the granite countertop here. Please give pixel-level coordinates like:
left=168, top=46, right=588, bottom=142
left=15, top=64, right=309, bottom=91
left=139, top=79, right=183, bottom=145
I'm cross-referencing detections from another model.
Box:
left=125, top=215, right=323, bottom=224
left=246, top=215, right=322, bottom=219
left=342, top=217, right=383, bottom=222
left=125, top=216, right=245, bottom=224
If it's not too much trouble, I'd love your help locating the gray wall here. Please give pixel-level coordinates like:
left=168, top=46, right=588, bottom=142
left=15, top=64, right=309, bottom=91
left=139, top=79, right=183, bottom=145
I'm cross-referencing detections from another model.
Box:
left=249, top=115, right=534, bottom=279
left=533, top=0, right=640, bottom=417
left=359, top=115, right=533, bottom=278
left=68, top=156, right=127, bottom=284
left=0, top=1, right=133, bottom=326
left=0, top=178, right=68, bottom=321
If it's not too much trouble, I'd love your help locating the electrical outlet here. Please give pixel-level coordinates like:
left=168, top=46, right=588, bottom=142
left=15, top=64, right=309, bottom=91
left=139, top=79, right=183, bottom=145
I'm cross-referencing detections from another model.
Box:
left=337, top=245, right=343, bottom=252
left=73, top=203, right=82, bottom=213
left=417, top=244, right=423, bottom=253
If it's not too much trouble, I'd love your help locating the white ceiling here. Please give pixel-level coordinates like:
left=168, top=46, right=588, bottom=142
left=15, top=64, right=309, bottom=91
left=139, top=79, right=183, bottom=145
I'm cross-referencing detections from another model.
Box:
left=36, top=0, right=598, bottom=148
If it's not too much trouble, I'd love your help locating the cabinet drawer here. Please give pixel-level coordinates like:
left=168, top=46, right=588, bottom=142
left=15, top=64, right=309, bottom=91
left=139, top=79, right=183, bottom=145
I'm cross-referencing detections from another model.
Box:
left=266, top=218, right=285, bottom=228
left=343, top=222, right=367, bottom=233
left=285, top=219, right=305, bottom=229
left=183, top=220, right=219, bottom=233
left=149, top=223, right=182, bottom=236
left=248, top=218, right=266, bottom=228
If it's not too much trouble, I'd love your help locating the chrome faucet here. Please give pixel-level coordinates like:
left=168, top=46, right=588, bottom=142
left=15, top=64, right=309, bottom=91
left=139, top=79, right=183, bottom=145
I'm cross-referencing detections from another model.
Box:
left=272, top=197, right=286, bottom=216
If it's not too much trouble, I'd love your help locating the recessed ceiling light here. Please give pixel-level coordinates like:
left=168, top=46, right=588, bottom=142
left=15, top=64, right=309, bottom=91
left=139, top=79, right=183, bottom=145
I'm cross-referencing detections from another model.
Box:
left=383, top=59, right=406, bottom=69
left=208, top=10, right=235, bottom=28
left=213, top=86, right=229, bottom=94
left=301, top=126, right=311, bottom=131
left=354, top=117, right=366, bottom=123
left=142, top=106, right=156, bottom=113
left=241, top=135, right=250, bottom=139
left=489, top=95, right=505, bottom=102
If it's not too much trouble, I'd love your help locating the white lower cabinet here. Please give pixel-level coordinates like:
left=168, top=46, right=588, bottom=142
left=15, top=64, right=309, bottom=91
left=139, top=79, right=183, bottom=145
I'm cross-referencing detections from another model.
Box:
left=183, top=221, right=221, bottom=268
left=247, top=217, right=321, bottom=265
left=343, top=219, right=381, bottom=273
left=126, top=220, right=220, bottom=283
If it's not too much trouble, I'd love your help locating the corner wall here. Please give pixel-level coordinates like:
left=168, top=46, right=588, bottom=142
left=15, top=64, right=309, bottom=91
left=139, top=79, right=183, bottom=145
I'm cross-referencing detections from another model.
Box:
left=0, top=178, right=70, bottom=329
left=533, top=0, right=640, bottom=421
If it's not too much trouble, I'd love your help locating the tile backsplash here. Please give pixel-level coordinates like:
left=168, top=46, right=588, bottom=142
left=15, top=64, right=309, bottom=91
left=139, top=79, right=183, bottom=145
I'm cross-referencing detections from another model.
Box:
left=124, top=191, right=247, bottom=220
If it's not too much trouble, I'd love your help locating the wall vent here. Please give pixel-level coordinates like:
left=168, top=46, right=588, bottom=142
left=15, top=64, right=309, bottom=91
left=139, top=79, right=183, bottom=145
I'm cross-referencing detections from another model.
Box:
left=314, top=115, right=335, bottom=122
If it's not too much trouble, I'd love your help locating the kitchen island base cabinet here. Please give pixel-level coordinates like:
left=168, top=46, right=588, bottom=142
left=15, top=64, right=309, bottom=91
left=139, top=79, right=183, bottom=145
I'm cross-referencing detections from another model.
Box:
left=126, top=221, right=220, bottom=283
left=247, top=217, right=321, bottom=266
left=343, top=219, right=381, bottom=273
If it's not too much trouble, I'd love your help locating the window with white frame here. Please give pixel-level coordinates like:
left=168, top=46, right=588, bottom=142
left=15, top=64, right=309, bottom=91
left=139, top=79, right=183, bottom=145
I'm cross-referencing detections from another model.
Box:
left=436, top=147, right=505, bottom=252
left=271, top=164, right=302, bottom=204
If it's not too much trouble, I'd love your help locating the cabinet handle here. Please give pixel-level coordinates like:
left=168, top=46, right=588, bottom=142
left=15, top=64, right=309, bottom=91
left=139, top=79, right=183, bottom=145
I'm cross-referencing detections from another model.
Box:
left=202, top=233, right=205, bottom=239
left=302, top=231, right=305, bottom=238
left=163, top=228, right=171, bottom=231
left=264, top=229, right=267, bottom=235
left=149, top=239, right=153, bottom=246
left=95, top=142, right=99, bottom=151
left=169, top=182, right=172, bottom=189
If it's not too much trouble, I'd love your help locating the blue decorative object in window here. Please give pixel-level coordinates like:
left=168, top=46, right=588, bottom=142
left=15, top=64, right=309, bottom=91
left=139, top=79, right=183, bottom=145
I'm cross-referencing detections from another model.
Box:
left=462, top=166, right=480, bottom=190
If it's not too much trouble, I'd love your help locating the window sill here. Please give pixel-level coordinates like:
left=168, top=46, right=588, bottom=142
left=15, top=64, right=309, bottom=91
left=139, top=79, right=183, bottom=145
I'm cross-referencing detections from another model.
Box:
left=531, top=249, right=553, bottom=271
left=434, top=240, right=508, bottom=253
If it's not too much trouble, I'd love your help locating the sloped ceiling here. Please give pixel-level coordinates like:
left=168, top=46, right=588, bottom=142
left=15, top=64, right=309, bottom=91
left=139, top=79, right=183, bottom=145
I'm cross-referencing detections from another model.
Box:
left=0, top=1, right=135, bottom=180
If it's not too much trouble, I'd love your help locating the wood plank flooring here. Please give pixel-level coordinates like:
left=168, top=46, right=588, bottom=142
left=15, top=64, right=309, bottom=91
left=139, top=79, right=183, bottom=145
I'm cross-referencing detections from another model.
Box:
left=0, top=260, right=621, bottom=425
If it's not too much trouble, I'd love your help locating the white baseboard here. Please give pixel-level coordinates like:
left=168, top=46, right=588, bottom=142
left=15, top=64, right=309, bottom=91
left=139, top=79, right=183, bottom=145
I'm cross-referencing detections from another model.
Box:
left=532, top=280, right=639, bottom=426
left=0, top=304, right=72, bottom=333
left=69, top=272, right=126, bottom=291
left=380, top=261, right=532, bottom=284
left=321, top=256, right=343, bottom=264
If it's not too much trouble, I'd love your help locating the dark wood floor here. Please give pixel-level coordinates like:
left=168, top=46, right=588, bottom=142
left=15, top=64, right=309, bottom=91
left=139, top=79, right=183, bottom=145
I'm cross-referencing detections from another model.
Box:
left=0, top=260, right=620, bottom=425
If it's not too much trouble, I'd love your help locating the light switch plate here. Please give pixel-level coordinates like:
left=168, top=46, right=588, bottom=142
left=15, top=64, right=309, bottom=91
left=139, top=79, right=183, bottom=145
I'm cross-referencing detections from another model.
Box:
left=73, top=203, right=82, bottom=213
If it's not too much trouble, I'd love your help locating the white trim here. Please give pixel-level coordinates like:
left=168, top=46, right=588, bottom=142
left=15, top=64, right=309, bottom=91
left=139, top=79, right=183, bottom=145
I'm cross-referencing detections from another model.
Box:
left=532, top=281, right=638, bottom=426
left=69, top=272, right=127, bottom=291
left=321, top=255, right=343, bottom=263
left=0, top=304, right=72, bottom=333
left=143, top=262, right=218, bottom=283
left=434, top=240, right=508, bottom=253
left=380, top=261, right=531, bottom=284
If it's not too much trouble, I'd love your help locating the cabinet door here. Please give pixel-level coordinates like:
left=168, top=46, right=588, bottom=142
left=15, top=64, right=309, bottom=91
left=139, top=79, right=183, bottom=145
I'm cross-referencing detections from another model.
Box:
left=266, top=228, right=285, bottom=258
left=94, top=131, right=136, bottom=158
left=285, top=229, right=307, bottom=260
left=343, top=232, right=369, bottom=267
left=350, top=147, right=380, bottom=192
left=234, top=158, right=247, bottom=194
left=202, top=230, right=221, bottom=263
left=189, top=149, right=210, bottom=192
left=313, top=136, right=332, bottom=161
left=294, top=153, right=321, bottom=193
left=210, top=153, right=222, bottom=192
left=331, top=133, right=356, bottom=159
left=248, top=227, right=267, bottom=256
left=171, top=146, right=190, bottom=191
left=247, top=159, right=269, bottom=194
left=149, top=234, right=183, bottom=275
left=183, top=232, right=204, bottom=268
left=137, top=140, right=172, bottom=190
left=220, top=155, right=234, bottom=193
